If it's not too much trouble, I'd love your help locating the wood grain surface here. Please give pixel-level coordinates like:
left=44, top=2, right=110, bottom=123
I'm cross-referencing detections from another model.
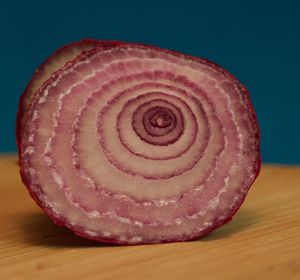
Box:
left=0, top=155, right=299, bottom=280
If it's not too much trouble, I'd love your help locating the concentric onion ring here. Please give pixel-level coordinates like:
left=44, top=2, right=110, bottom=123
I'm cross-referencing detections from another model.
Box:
left=16, top=39, right=123, bottom=147
left=133, top=99, right=183, bottom=145
left=18, top=41, right=260, bottom=244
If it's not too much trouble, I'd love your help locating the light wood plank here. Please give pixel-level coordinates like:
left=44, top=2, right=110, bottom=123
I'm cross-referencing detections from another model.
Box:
left=0, top=155, right=299, bottom=280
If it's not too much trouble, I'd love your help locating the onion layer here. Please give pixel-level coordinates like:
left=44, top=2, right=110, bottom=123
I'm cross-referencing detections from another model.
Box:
left=16, top=39, right=123, bottom=147
left=18, top=40, right=260, bottom=244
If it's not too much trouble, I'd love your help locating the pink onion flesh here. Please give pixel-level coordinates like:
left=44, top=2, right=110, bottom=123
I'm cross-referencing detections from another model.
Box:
left=16, top=39, right=121, bottom=146
left=18, top=40, right=260, bottom=244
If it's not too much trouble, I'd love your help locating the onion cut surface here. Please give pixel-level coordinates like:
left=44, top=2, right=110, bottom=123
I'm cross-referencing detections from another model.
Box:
left=18, top=40, right=260, bottom=244
left=16, top=39, right=123, bottom=147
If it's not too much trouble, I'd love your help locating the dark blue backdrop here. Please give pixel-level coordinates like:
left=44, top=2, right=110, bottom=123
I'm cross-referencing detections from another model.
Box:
left=1, top=0, right=299, bottom=163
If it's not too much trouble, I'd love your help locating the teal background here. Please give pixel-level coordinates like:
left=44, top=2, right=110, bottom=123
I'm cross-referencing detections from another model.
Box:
left=0, top=0, right=299, bottom=163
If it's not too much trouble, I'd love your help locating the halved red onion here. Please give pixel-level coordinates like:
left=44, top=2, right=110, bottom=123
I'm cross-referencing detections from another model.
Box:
left=18, top=41, right=260, bottom=244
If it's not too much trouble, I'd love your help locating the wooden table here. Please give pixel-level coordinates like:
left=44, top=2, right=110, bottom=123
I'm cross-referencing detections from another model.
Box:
left=0, top=155, right=299, bottom=280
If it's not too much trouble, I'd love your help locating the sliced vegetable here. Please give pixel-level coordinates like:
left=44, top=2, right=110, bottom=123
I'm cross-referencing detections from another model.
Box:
left=18, top=41, right=260, bottom=244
